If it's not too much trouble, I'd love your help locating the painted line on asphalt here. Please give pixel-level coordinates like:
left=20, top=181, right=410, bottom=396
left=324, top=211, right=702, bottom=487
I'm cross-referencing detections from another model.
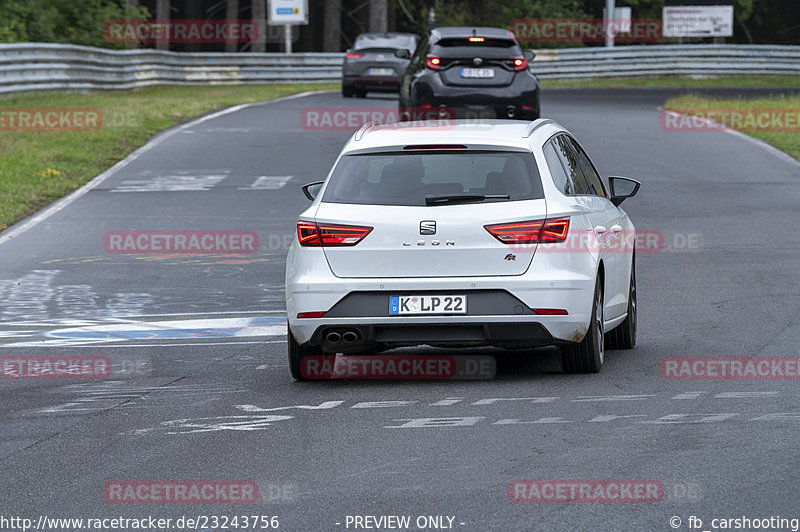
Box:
left=660, top=109, right=800, bottom=169
left=0, top=90, right=333, bottom=247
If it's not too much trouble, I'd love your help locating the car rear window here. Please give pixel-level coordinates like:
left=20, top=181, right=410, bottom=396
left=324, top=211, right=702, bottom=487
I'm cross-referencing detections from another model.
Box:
left=322, top=151, right=544, bottom=206
left=436, top=38, right=517, bottom=48
left=354, top=35, right=416, bottom=51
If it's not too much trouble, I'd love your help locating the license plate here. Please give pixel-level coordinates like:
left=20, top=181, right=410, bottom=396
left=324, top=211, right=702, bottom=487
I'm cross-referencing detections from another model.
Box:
left=368, top=68, right=394, bottom=76
left=460, top=68, right=495, bottom=78
left=389, top=295, right=467, bottom=315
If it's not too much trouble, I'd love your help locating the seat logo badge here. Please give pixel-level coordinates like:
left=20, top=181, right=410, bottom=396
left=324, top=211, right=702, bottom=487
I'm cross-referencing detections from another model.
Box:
left=504, top=253, right=516, bottom=261
left=420, top=220, right=436, bottom=235
left=473, top=57, right=483, bottom=66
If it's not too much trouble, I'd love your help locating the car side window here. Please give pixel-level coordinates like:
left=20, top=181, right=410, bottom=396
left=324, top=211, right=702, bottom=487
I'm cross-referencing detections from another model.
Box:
left=565, top=136, right=607, bottom=197
left=553, top=135, right=590, bottom=195
left=543, top=141, right=573, bottom=195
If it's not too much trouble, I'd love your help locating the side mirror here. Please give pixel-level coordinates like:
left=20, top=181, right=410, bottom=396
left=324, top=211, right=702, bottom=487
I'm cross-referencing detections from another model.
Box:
left=395, top=49, right=411, bottom=59
left=608, top=176, right=640, bottom=206
left=301, top=181, right=324, bottom=201
left=523, top=49, right=536, bottom=61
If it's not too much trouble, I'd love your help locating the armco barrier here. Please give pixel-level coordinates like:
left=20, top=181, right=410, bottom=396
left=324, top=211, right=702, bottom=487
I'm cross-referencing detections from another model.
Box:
left=1, top=43, right=799, bottom=95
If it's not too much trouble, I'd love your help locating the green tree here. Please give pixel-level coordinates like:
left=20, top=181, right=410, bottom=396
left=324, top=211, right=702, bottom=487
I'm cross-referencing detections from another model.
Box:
left=0, top=0, right=148, bottom=48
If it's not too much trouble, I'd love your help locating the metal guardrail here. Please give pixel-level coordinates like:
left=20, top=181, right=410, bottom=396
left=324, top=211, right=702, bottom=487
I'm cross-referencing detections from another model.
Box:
left=2, top=43, right=799, bottom=94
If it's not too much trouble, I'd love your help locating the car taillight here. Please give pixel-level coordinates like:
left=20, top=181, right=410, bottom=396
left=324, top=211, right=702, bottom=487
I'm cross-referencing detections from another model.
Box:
left=426, top=56, right=441, bottom=70
left=512, top=57, right=528, bottom=71
left=485, top=218, right=570, bottom=244
left=468, top=36, right=485, bottom=43
left=539, top=218, right=570, bottom=242
left=346, top=52, right=363, bottom=59
left=297, top=221, right=373, bottom=247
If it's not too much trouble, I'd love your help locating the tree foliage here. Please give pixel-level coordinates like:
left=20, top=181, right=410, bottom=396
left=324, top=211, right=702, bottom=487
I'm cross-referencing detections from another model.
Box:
left=0, top=0, right=149, bottom=48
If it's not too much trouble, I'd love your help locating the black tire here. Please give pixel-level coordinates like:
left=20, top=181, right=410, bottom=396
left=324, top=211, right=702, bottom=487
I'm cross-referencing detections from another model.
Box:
left=606, top=255, right=637, bottom=349
left=288, top=326, right=323, bottom=381
left=560, top=276, right=604, bottom=373
left=355, top=89, right=367, bottom=98
left=342, top=86, right=355, bottom=98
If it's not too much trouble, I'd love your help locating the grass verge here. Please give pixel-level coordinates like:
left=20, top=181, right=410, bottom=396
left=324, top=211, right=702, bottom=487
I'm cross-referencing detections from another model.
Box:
left=664, top=94, right=800, bottom=161
left=0, top=83, right=337, bottom=232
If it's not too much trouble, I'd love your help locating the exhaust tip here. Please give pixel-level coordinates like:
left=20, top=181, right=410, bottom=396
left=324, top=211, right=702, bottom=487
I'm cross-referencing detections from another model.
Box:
left=325, top=331, right=342, bottom=344
left=342, top=331, right=359, bottom=343
left=438, top=108, right=449, bottom=118
left=506, top=107, right=516, bottom=118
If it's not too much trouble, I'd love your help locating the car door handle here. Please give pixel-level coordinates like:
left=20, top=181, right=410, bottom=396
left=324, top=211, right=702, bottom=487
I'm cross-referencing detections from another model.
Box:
left=610, top=224, right=623, bottom=233
left=593, top=225, right=608, bottom=234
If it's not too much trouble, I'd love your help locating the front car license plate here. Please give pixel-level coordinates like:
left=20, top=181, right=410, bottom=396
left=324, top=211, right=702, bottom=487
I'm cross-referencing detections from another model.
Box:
left=460, top=67, right=495, bottom=78
left=389, top=295, right=467, bottom=315
left=368, top=68, right=394, bottom=76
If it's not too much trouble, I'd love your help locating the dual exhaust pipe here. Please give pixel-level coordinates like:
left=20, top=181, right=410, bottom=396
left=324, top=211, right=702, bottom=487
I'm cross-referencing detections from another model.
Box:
left=325, top=330, right=359, bottom=344
left=434, top=106, right=516, bottom=119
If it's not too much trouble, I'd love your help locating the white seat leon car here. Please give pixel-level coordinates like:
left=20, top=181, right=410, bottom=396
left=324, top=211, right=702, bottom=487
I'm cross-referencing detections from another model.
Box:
left=285, top=118, right=640, bottom=379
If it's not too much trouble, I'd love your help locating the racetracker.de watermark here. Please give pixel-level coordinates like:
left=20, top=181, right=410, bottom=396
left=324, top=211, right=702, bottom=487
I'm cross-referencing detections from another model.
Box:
left=509, top=229, right=702, bottom=254
left=509, top=479, right=664, bottom=503
left=300, top=354, right=495, bottom=380
left=0, top=108, right=102, bottom=131
left=660, top=356, right=800, bottom=380
left=1, top=356, right=112, bottom=379
left=661, top=109, right=800, bottom=132
left=301, top=107, right=456, bottom=131
left=103, top=230, right=259, bottom=255
left=104, top=481, right=259, bottom=504
left=104, top=20, right=258, bottom=44
left=510, top=18, right=662, bottom=43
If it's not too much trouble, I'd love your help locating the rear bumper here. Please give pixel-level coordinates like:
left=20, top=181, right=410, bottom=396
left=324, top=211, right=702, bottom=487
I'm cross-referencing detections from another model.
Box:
left=307, top=321, right=556, bottom=353
left=408, top=74, right=540, bottom=119
left=286, top=247, right=595, bottom=348
left=343, top=76, right=401, bottom=92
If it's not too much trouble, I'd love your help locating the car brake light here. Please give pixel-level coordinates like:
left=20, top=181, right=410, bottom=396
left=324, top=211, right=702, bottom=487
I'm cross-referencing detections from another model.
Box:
left=484, top=218, right=570, bottom=244
left=513, top=57, right=528, bottom=71
left=346, top=52, right=363, bottom=59
left=485, top=220, right=544, bottom=243
left=426, top=56, right=441, bottom=70
left=468, top=37, right=485, bottom=42
left=297, top=221, right=373, bottom=247
left=540, top=218, right=570, bottom=242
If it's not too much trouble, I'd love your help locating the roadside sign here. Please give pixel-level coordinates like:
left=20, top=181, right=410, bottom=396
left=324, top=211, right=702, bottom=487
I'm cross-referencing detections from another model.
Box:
left=268, top=0, right=309, bottom=25
left=662, top=5, right=733, bottom=37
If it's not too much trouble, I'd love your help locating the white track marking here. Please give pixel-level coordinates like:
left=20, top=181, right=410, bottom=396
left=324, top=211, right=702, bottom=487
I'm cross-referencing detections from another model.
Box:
left=0, top=90, right=331, bottom=247
left=660, top=109, right=800, bottom=168
left=238, top=175, right=293, bottom=190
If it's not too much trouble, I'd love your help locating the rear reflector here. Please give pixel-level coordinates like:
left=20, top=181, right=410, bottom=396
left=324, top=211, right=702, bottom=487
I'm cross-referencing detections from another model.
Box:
left=345, top=52, right=363, bottom=59
left=297, top=221, right=373, bottom=247
left=484, top=217, right=570, bottom=244
left=533, top=308, right=568, bottom=315
left=297, top=311, right=326, bottom=318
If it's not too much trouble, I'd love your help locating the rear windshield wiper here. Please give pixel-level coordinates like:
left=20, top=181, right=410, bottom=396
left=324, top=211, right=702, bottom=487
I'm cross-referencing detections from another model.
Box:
left=425, top=193, right=510, bottom=205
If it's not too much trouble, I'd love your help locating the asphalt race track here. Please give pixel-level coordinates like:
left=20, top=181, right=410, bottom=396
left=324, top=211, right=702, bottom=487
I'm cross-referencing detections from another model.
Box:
left=1, top=87, right=799, bottom=531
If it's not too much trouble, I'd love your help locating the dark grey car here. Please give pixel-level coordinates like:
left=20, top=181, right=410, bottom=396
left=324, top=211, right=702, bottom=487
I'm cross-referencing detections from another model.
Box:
left=342, top=32, right=420, bottom=98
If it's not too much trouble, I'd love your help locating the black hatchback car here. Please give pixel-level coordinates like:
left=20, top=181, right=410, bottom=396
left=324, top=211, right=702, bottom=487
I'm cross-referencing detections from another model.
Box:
left=342, top=32, right=420, bottom=98
left=399, top=27, right=540, bottom=120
